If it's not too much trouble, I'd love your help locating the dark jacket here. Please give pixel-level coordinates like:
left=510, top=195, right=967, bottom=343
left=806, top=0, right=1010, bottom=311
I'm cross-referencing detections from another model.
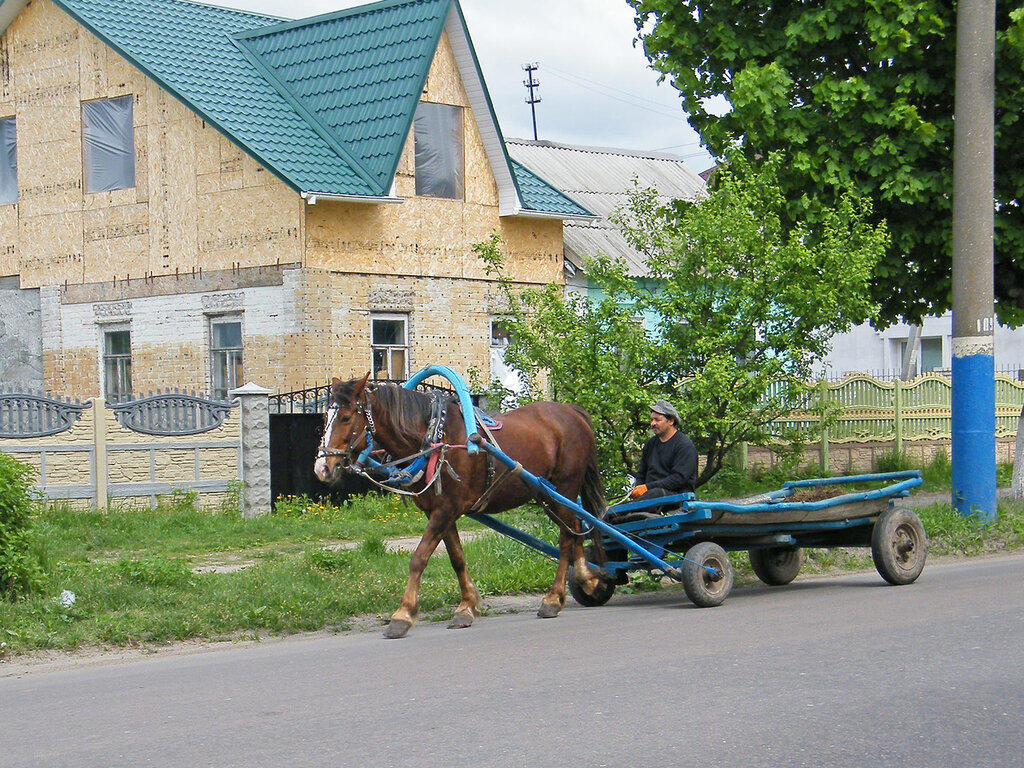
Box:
left=637, top=430, right=697, bottom=493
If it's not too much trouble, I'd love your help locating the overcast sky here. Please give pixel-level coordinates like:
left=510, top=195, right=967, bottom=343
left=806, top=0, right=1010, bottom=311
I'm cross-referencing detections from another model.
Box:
left=209, top=0, right=716, bottom=173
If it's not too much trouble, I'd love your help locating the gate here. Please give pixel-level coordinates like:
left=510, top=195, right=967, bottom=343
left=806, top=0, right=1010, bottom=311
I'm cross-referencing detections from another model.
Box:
left=269, top=385, right=372, bottom=503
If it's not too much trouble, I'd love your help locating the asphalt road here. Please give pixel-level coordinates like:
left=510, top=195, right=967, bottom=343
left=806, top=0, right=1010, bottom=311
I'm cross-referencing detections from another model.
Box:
left=2, top=555, right=1023, bottom=768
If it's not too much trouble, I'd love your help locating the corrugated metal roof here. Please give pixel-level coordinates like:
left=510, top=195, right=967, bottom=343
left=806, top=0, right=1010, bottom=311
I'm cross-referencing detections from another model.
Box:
left=506, top=139, right=707, bottom=275
left=33, top=0, right=581, bottom=215
left=234, top=0, right=449, bottom=193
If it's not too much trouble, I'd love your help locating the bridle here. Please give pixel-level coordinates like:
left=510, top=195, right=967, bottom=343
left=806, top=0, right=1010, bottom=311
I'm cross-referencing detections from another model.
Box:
left=316, top=386, right=375, bottom=471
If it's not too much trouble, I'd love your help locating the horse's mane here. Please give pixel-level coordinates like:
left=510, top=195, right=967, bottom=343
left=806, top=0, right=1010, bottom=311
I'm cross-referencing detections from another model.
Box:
left=371, top=384, right=448, bottom=446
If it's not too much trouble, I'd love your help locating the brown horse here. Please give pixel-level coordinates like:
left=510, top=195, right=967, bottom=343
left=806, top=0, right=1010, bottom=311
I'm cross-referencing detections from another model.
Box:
left=313, top=373, right=608, bottom=639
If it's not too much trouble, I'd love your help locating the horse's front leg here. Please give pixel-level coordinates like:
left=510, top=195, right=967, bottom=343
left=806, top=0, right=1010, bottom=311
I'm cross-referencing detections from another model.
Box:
left=443, top=526, right=482, bottom=630
left=385, top=514, right=450, bottom=639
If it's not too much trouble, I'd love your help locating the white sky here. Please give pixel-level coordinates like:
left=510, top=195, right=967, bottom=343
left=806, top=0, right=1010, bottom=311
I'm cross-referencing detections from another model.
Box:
left=208, top=0, right=716, bottom=173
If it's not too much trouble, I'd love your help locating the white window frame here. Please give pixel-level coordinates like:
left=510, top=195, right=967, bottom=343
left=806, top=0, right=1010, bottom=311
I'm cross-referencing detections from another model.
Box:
left=371, top=313, right=409, bottom=381
left=82, top=95, right=135, bottom=193
left=209, top=315, right=243, bottom=400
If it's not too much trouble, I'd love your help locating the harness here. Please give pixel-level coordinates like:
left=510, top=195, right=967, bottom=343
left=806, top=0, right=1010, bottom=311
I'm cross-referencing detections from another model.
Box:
left=318, top=381, right=515, bottom=506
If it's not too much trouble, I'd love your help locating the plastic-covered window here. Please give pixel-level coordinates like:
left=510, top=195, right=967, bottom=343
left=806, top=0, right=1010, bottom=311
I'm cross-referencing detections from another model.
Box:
left=414, top=102, right=464, bottom=199
left=82, top=96, right=135, bottom=193
left=0, top=117, right=16, bottom=205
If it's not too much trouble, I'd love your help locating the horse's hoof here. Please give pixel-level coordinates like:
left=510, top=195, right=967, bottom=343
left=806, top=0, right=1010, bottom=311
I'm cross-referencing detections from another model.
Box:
left=383, top=619, right=412, bottom=639
left=447, top=611, right=475, bottom=630
left=537, top=603, right=561, bottom=619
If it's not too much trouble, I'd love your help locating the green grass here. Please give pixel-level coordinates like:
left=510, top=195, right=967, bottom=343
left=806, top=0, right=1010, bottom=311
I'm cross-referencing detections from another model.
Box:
left=2, top=476, right=1023, bottom=659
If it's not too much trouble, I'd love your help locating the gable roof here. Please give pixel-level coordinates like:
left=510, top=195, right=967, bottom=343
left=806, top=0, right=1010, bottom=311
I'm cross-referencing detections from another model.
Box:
left=506, top=139, right=706, bottom=275
left=2, top=0, right=589, bottom=217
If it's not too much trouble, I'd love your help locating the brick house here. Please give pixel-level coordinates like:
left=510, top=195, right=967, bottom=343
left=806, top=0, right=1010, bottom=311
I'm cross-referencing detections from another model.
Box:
left=0, top=0, right=589, bottom=399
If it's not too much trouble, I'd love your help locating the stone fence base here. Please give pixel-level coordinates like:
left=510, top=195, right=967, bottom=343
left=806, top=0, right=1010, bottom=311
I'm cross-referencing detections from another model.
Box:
left=745, top=438, right=1017, bottom=475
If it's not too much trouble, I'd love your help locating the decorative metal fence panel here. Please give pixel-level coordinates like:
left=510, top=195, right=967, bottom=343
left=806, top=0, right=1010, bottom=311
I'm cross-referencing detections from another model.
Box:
left=110, top=390, right=235, bottom=435
left=0, top=392, right=92, bottom=437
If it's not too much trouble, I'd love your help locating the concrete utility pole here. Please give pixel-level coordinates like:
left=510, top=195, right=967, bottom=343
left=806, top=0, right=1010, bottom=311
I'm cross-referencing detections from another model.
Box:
left=951, top=0, right=997, bottom=521
left=523, top=63, right=540, bottom=141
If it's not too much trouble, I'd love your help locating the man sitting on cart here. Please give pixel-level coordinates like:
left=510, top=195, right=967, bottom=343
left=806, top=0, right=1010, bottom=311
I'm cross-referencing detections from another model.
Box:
left=629, top=399, right=697, bottom=509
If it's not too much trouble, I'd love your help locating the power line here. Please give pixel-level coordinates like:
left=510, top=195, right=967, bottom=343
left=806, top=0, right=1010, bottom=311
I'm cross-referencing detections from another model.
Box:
left=540, top=62, right=687, bottom=121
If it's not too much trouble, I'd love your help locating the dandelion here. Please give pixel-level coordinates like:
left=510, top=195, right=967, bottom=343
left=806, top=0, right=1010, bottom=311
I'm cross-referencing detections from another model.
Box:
left=57, top=590, right=76, bottom=608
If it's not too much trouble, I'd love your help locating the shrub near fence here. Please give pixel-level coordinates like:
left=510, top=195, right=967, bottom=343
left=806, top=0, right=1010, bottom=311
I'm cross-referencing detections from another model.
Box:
left=750, top=373, right=1024, bottom=473
left=0, top=390, right=260, bottom=511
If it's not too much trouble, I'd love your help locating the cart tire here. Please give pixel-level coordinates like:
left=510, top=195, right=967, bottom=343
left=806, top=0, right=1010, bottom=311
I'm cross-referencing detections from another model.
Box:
left=681, top=542, right=733, bottom=607
left=567, top=565, right=617, bottom=607
left=749, top=547, right=804, bottom=586
left=871, top=507, right=927, bottom=585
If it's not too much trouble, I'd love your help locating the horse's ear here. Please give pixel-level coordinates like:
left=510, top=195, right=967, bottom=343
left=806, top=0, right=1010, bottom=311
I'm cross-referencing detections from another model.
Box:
left=352, top=372, right=371, bottom=397
left=331, top=377, right=341, bottom=386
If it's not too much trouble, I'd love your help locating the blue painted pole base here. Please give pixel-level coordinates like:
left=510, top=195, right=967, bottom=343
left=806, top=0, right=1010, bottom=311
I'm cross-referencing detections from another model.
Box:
left=951, top=352, right=997, bottom=522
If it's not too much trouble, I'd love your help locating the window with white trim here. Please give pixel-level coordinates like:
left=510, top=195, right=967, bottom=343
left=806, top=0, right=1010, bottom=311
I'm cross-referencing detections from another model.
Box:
left=102, top=328, right=132, bottom=403
left=210, top=318, right=243, bottom=400
left=82, top=95, right=135, bottom=193
left=371, top=314, right=408, bottom=380
left=0, top=116, right=17, bottom=205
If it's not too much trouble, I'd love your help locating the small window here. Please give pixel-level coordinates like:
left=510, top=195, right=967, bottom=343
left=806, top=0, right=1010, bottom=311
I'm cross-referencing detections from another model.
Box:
left=0, top=116, right=17, bottom=205
left=920, top=337, right=943, bottom=374
left=371, top=315, right=408, bottom=380
left=490, top=320, right=511, bottom=348
left=414, top=102, right=464, bottom=199
left=82, top=96, right=135, bottom=193
left=210, top=319, right=243, bottom=400
left=103, top=329, right=132, bottom=404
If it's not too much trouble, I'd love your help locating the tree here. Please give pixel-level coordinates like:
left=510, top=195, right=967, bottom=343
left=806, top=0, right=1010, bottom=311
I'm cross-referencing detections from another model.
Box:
left=479, top=153, right=888, bottom=488
left=628, top=0, right=1024, bottom=326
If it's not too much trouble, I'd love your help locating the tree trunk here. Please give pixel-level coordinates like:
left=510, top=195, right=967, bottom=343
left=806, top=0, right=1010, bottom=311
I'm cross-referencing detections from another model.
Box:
left=1013, top=405, right=1024, bottom=500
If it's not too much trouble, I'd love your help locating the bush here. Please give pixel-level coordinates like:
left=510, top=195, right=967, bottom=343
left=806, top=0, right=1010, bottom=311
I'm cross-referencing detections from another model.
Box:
left=0, top=453, right=45, bottom=599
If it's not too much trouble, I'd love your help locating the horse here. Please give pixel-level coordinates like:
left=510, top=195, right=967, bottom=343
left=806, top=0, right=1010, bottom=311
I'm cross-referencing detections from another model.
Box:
left=313, top=373, right=609, bottom=639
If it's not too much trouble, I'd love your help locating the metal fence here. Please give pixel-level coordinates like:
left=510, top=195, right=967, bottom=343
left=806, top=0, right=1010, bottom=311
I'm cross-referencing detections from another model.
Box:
left=776, top=373, right=1024, bottom=450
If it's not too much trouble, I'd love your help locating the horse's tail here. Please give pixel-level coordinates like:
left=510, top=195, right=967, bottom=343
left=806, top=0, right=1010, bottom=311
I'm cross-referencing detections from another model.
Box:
left=580, top=451, right=608, bottom=564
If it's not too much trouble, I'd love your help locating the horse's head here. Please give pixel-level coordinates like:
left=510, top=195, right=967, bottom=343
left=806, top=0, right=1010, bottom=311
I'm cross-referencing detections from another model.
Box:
left=313, top=373, right=372, bottom=485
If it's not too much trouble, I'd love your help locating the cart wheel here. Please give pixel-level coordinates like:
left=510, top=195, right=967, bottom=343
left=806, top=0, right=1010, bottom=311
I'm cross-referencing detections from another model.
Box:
left=871, top=507, right=928, bottom=585
left=681, top=542, right=733, bottom=607
left=568, top=545, right=616, bottom=607
left=749, top=546, right=805, bottom=586
left=568, top=565, right=617, bottom=606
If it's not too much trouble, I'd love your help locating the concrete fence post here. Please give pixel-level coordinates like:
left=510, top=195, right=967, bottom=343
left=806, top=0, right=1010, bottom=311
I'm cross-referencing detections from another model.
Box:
left=230, top=382, right=273, bottom=518
left=1013, top=404, right=1024, bottom=500
left=91, top=396, right=108, bottom=509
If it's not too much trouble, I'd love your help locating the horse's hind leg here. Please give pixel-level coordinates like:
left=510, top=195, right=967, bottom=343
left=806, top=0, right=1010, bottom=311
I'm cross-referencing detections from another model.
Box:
left=443, top=527, right=482, bottom=629
left=537, top=502, right=578, bottom=618
left=538, top=501, right=605, bottom=618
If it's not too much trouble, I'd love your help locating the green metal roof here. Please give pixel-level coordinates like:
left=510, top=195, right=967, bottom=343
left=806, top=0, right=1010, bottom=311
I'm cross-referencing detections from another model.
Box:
left=511, top=159, right=591, bottom=217
left=39, top=0, right=589, bottom=215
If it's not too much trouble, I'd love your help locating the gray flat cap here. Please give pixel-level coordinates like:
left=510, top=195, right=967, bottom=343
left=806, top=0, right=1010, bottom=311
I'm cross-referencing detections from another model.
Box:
left=651, top=399, right=680, bottom=424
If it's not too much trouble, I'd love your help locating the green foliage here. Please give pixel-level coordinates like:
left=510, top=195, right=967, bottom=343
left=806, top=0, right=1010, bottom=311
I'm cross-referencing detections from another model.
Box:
left=478, top=153, right=886, bottom=486
left=628, top=0, right=1024, bottom=325
left=0, top=454, right=45, bottom=599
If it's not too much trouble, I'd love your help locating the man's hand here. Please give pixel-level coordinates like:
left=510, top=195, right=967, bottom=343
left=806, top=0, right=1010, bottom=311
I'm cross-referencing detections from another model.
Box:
left=630, top=484, right=648, bottom=499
